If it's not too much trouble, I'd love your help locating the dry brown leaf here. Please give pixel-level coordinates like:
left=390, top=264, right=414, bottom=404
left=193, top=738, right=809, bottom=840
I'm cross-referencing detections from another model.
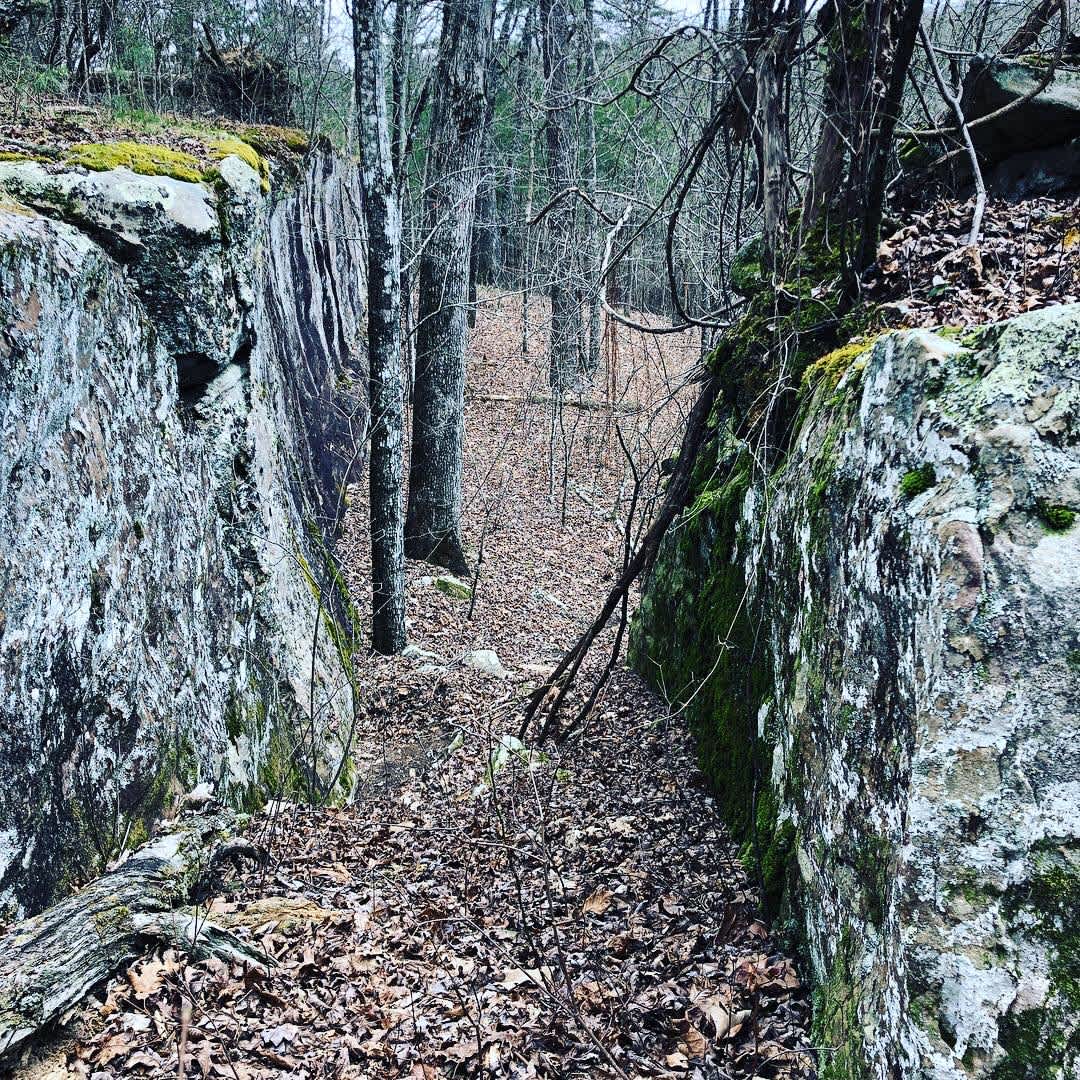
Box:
left=684, top=1023, right=708, bottom=1057
left=581, top=886, right=614, bottom=915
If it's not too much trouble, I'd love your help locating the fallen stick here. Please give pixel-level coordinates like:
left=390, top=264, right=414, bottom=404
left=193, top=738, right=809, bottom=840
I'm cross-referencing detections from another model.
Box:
left=0, top=806, right=269, bottom=1061
left=467, top=392, right=642, bottom=414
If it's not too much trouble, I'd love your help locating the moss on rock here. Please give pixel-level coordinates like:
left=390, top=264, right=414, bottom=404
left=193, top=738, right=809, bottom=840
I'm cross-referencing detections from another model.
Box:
left=812, top=932, right=872, bottom=1080
left=208, top=136, right=270, bottom=192
left=631, top=447, right=788, bottom=912
left=900, top=463, right=936, bottom=500
left=802, top=338, right=875, bottom=393
left=1037, top=500, right=1077, bottom=532
left=994, top=847, right=1080, bottom=1078
left=65, top=140, right=206, bottom=183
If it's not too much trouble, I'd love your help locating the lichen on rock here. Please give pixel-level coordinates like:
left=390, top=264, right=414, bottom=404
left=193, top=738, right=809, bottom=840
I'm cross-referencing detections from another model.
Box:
left=0, top=145, right=368, bottom=918
left=633, top=305, right=1080, bottom=1078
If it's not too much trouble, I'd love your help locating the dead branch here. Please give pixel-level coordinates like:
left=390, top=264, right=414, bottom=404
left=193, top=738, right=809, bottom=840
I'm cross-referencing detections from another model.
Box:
left=919, top=24, right=986, bottom=247
left=517, top=366, right=720, bottom=745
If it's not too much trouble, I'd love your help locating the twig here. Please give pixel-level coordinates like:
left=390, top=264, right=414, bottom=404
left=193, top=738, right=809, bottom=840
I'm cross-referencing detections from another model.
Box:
left=919, top=24, right=985, bottom=247
left=177, top=999, right=192, bottom=1080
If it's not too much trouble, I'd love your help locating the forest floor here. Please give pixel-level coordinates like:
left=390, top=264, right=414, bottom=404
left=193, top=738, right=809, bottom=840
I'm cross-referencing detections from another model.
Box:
left=24, top=294, right=816, bottom=1080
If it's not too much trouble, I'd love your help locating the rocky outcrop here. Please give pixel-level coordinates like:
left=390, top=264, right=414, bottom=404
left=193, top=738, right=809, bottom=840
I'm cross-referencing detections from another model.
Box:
left=962, top=59, right=1080, bottom=198
left=0, top=144, right=366, bottom=917
left=900, top=57, right=1080, bottom=199
left=632, top=306, right=1080, bottom=1078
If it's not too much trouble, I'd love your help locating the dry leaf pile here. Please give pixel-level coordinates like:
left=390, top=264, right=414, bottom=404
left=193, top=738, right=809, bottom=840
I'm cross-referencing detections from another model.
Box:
left=56, top=680, right=813, bottom=1080
left=867, top=195, right=1080, bottom=327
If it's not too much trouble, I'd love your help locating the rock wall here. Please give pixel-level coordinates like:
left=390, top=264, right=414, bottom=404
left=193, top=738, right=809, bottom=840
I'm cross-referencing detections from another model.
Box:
left=632, top=306, right=1080, bottom=1078
left=0, top=146, right=366, bottom=917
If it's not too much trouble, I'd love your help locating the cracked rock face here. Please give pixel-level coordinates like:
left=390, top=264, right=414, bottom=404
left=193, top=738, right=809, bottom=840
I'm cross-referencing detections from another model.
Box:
left=633, top=306, right=1080, bottom=1078
left=0, top=150, right=366, bottom=917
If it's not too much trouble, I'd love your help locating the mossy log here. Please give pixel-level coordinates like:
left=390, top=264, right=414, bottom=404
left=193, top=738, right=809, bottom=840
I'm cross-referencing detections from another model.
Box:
left=0, top=807, right=268, bottom=1061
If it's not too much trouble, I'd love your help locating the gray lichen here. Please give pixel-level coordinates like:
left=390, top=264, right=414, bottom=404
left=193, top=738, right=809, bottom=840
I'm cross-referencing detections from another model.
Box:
left=0, top=151, right=368, bottom=918
left=633, top=307, right=1080, bottom=1079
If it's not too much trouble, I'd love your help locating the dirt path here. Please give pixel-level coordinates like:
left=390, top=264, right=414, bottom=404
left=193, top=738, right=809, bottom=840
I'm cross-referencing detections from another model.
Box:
left=25, top=295, right=814, bottom=1080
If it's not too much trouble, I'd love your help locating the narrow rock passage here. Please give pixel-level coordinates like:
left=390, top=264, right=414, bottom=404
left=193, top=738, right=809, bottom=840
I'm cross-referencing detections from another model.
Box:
left=35, top=297, right=814, bottom=1079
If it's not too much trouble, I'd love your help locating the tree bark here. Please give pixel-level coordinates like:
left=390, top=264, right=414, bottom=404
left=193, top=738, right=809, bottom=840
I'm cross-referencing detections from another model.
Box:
left=755, top=33, right=790, bottom=271
left=858, top=0, right=924, bottom=269
left=0, top=809, right=266, bottom=1062
left=540, top=0, right=584, bottom=394
left=404, top=0, right=493, bottom=577
left=354, top=0, right=407, bottom=654
left=582, top=0, right=602, bottom=377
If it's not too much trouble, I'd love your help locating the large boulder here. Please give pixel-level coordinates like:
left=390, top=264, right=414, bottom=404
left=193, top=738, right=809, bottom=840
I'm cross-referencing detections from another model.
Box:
left=902, top=57, right=1080, bottom=198
left=0, top=143, right=365, bottom=917
left=633, top=306, right=1080, bottom=1078
left=962, top=59, right=1080, bottom=198
left=962, top=58, right=1080, bottom=162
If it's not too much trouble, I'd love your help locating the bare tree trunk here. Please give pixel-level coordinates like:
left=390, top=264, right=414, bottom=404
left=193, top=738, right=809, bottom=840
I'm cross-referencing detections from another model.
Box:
left=755, top=32, right=790, bottom=271
left=404, top=0, right=493, bottom=577
left=540, top=0, right=583, bottom=394
left=354, top=0, right=406, bottom=654
left=522, top=125, right=536, bottom=358
left=1003, top=0, right=1061, bottom=54
left=582, top=0, right=602, bottom=377
left=858, top=0, right=924, bottom=268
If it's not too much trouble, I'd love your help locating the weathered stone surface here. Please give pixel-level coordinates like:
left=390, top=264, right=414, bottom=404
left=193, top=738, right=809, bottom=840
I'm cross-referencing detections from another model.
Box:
left=903, top=59, right=1080, bottom=197
left=0, top=148, right=366, bottom=917
left=633, top=306, right=1080, bottom=1078
left=961, top=59, right=1080, bottom=164
left=434, top=574, right=472, bottom=600
left=464, top=649, right=512, bottom=679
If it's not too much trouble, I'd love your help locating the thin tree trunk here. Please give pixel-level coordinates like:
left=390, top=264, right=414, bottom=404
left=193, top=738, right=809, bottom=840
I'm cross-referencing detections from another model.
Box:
left=756, top=33, right=789, bottom=271
left=354, top=0, right=406, bottom=654
left=582, top=0, right=602, bottom=377
left=858, top=0, right=924, bottom=268
left=540, top=0, right=583, bottom=394
left=522, top=120, right=537, bottom=358
left=404, top=0, right=492, bottom=578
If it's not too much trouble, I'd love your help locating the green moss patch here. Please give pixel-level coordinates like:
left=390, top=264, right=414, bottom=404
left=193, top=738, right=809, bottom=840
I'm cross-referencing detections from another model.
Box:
left=208, top=136, right=270, bottom=192
left=812, top=932, right=871, bottom=1080
left=65, top=140, right=206, bottom=183
left=994, top=846, right=1080, bottom=1078
left=802, top=339, right=874, bottom=393
left=1038, top=501, right=1077, bottom=532
left=899, top=464, right=936, bottom=501
left=240, top=124, right=310, bottom=155
left=631, top=450, right=790, bottom=912
left=729, top=237, right=765, bottom=296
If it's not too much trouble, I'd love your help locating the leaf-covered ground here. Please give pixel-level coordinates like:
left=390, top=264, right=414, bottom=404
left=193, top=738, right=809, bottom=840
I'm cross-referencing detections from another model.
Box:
left=20, top=296, right=815, bottom=1080
left=869, top=195, right=1079, bottom=327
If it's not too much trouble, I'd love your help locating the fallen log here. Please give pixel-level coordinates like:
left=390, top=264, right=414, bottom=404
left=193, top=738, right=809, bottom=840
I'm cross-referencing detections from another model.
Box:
left=0, top=806, right=268, bottom=1061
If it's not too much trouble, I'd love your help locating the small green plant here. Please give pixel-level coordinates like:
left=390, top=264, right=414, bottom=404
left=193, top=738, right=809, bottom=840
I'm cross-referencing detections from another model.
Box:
left=1037, top=500, right=1076, bottom=532
left=900, top=464, right=936, bottom=501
